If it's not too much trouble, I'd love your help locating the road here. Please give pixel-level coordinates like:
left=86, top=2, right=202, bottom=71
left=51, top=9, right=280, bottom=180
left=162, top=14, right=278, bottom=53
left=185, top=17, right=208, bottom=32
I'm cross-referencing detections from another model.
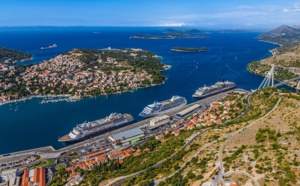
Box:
left=273, top=76, right=300, bottom=87
left=1, top=89, right=235, bottom=167
left=105, top=129, right=210, bottom=186
left=212, top=96, right=282, bottom=186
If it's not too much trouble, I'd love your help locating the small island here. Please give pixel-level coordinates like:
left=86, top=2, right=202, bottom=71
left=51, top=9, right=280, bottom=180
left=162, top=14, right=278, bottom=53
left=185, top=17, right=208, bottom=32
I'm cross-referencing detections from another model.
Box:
left=131, top=28, right=210, bottom=39
left=171, top=47, right=208, bottom=52
left=0, top=48, right=167, bottom=105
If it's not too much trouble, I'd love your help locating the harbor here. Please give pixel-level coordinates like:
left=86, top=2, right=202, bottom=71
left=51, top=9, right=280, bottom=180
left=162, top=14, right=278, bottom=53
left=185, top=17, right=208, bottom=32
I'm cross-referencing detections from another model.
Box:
left=0, top=89, right=246, bottom=168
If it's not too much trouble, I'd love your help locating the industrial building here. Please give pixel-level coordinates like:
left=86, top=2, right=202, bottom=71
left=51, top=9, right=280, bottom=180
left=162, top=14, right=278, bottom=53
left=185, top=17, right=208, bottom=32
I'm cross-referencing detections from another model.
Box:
left=0, top=169, right=21, bottom=186
left=176, top=104, right=201, bottom=118
left=108, top=128, right=144, bottom=144
left=149, top=115, right=170, bottom=129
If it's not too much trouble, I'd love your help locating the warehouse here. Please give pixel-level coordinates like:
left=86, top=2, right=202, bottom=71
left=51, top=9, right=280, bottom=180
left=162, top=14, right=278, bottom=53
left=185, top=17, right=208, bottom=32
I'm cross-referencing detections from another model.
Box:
left=149, top=115, right=170, bottom=129
left=108, top=128, right=144, bottom=143
left=176, top=104, right=201, bottom=118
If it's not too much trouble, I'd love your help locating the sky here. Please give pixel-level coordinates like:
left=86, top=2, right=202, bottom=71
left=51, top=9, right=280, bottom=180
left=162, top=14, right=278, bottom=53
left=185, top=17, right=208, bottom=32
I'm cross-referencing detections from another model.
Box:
left=0, top=0, right=300, bottom=30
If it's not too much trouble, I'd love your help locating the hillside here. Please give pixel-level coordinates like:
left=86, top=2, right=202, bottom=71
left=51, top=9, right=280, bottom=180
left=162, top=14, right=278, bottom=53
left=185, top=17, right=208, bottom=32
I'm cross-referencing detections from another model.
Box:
left=258, top=25, right=300, bottom=46
left=248, top=42, right=300, bottom=87
left=0, top=48, right=165, bottom=103
left=220, top=92, right=300, bottom=186
left=0, top=46, right=32, bottom=63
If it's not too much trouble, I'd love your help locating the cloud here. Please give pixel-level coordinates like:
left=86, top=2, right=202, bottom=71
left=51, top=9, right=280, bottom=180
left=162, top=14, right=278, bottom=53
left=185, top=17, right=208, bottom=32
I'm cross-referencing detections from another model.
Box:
left=154, top=22, right=188, bottom=27
left=283, top=2, right=300, bottom=13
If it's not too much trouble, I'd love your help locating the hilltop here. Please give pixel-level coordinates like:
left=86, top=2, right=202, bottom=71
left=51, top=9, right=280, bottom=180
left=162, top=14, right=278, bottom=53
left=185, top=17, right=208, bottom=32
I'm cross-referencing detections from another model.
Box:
left=257, top=25, right=300, bottom=46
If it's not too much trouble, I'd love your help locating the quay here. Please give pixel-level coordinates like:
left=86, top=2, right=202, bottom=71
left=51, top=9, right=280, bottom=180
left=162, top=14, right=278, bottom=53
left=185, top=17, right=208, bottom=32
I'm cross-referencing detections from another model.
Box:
left=0, top=89, right=248, bottom=167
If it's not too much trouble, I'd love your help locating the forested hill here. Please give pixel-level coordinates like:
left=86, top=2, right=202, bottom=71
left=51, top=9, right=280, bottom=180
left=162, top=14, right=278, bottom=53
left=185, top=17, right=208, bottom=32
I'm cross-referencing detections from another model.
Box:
left=0, top=47, right=32, bottom=63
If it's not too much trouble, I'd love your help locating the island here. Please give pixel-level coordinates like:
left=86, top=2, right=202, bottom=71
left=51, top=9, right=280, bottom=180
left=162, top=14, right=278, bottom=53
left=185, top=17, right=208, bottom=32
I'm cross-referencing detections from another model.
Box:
left=171, top=47, right=208, bottom=52
left=0, top=46, right=32, bottom=63
left=248, top=25, right=300, bottom=88
left=0, top=48, right=166, bottom=104
left=131, top=28, right=210, bottom=39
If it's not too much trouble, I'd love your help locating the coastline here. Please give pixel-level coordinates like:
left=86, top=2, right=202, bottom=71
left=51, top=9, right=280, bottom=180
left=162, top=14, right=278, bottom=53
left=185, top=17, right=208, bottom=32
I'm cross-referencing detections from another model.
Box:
left=0, top=80, right=168, bottom=106
left=258, top=39, right=283, bottom=47
left=247, top=66, right=297, bottom=89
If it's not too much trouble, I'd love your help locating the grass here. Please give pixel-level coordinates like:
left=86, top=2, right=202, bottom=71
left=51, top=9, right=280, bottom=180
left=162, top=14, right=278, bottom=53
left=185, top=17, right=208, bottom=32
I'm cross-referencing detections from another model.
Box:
left=55, top=163, right=66, bottom=170
left=29, top=159, right=56, bottom=169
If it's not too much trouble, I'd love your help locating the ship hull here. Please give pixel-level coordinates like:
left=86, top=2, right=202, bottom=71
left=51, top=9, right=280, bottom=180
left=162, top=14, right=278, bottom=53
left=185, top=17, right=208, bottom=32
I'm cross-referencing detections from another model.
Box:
left=139, top=101, right=187, bottom=118
left=58, top=120, right=134, bottom=144
left=192, top=86, right=236, bottom=100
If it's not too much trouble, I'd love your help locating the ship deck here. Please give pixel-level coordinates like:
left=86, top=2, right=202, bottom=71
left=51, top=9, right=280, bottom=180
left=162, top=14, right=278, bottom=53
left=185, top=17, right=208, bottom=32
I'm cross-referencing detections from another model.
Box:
left=59, top=135, right=72, bottom=142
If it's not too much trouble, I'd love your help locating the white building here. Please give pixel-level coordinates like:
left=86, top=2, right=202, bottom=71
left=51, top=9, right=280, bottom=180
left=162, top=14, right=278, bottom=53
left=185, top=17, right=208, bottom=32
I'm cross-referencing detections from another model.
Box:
left=149, top=115, right=170, bottom=129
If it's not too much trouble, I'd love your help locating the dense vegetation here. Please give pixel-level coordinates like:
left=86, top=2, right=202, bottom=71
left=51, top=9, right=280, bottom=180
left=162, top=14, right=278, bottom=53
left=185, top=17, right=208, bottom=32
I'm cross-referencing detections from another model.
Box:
left=76, top=48, right=166, bottom=84
left=0, top=46, right=32, bottom=63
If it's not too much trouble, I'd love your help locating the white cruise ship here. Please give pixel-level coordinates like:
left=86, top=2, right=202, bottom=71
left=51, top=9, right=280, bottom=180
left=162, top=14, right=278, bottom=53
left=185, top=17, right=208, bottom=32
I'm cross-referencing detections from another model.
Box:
left=139, top=96, right=187, bottom=118
left=58, top=113, right=134, bottom=143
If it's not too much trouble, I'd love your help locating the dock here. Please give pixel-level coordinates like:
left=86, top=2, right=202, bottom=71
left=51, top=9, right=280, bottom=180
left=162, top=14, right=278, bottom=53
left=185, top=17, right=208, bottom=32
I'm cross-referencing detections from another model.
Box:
left=0, top=89, right=248, bottom=165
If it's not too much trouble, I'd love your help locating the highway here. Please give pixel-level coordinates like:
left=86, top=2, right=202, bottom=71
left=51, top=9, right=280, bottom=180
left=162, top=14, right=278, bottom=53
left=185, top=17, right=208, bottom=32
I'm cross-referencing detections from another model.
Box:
left=273, top=76, right=300, bottom=87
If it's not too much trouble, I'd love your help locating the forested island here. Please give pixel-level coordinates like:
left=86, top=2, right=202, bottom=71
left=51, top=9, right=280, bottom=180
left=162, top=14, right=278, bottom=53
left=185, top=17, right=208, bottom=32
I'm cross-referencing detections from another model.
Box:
left=131, top=28, right=210, bottom=39
left=0, top=46, right=32, bottom=63
left=171, top=47, right=208, bottom=52
left=0, top=48, right=166, bottom=104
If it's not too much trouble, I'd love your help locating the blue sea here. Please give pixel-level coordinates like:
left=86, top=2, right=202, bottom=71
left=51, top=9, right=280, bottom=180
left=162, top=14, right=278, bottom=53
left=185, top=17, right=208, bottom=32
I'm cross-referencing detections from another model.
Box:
left=0, top=27, right=278, bottom=154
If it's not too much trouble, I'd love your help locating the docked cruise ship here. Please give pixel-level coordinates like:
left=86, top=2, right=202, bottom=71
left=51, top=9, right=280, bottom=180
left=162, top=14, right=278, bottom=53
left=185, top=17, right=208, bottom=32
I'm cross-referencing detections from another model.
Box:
left=192, top=81, right=236, bottom=100
left=139, top=96, right=187, bottom=118
left=58, top=113, right=134, bottom=143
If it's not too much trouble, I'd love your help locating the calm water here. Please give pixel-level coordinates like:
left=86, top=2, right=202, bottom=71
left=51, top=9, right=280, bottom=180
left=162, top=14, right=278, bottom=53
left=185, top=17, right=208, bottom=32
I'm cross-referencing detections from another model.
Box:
left=0, top=27, right=277, bottom=154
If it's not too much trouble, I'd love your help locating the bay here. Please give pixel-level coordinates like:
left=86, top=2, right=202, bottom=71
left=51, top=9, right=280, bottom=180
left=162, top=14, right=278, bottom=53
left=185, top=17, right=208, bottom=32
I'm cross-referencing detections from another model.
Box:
left=0, top=27, right=277, bottom=154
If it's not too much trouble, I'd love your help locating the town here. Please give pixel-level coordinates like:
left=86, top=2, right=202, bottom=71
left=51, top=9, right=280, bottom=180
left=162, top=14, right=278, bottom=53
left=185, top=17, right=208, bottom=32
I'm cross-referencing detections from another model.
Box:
left=0, top=89, right=248, bottom=186
left=0, top=48, right=165, bottom=104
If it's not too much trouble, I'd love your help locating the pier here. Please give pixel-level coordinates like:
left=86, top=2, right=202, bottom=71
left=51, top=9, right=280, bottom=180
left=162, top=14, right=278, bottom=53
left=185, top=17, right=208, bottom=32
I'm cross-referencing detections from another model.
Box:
left=0, top=89, right=247, bottom=167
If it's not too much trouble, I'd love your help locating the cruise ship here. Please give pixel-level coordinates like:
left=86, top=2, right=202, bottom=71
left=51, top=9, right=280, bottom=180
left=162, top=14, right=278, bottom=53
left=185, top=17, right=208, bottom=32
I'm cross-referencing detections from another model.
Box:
left=58, top=113, right=134, bottom=143
left=192, top=81, right=236, bottom=100
left=139, top=96, right=187, bottom=118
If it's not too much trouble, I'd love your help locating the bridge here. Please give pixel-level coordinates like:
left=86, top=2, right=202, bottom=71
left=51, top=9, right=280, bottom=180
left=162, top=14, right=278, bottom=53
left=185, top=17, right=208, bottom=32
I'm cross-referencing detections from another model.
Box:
left=258, top=64, right=300, bottom=90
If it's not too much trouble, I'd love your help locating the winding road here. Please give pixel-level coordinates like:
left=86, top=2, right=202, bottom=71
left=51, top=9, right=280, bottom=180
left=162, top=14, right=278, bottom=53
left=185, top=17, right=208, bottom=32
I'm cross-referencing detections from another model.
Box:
left=213, top=97, right=282, bottom=186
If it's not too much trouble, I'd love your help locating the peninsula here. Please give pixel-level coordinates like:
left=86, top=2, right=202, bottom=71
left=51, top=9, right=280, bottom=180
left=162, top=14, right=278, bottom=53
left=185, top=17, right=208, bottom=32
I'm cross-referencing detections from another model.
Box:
left=131, top=28, right=210, bottom=39
left=0, top=48, right=166, bottom=104
left=248, top=25, right=300, bottom=88
left=0, top=46, right=32, bottom=63
left=171, top=47, right=208, bottom=52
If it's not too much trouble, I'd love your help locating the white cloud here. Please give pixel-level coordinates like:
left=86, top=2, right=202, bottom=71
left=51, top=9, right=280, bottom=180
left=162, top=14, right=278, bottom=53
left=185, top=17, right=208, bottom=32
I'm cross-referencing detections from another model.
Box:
left=155, top=22, right=186, bottom=27
left=283, top=2, right=300, bottom=13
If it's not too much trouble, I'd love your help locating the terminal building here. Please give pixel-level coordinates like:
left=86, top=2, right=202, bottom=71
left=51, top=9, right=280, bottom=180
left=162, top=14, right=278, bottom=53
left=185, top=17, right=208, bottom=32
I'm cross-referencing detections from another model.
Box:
left=108, top=128, right=144, bottom=144
left=149, top=115, right=170, bottom=129
left=176, top=104, right=201, bottom=118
